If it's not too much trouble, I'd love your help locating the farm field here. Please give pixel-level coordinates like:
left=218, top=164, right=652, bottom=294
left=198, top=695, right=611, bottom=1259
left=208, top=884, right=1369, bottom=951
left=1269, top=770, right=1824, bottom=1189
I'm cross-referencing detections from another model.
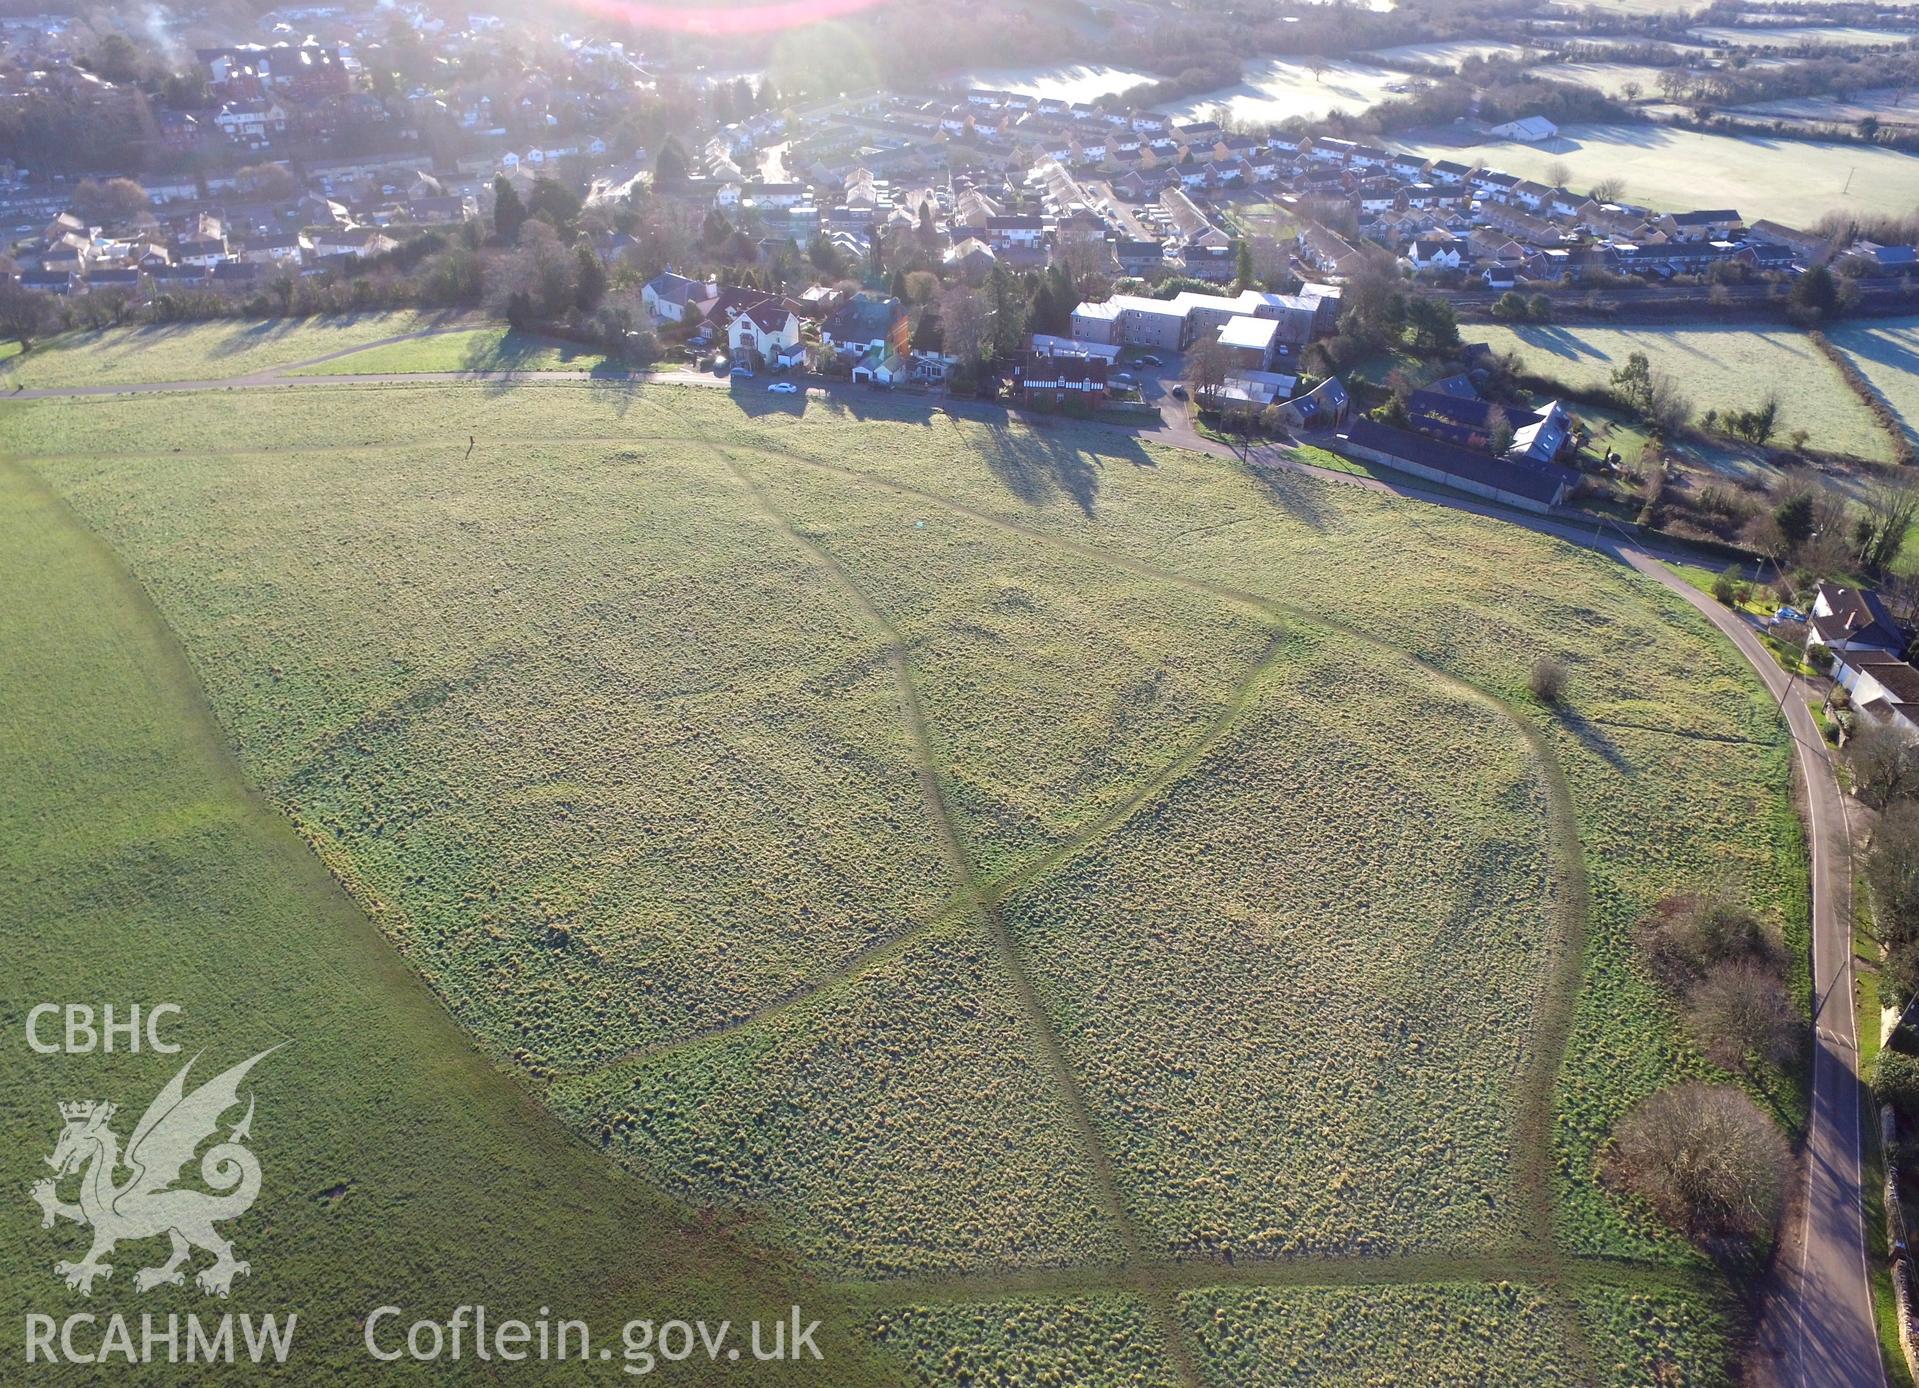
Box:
left=1691, top=22, right=1918, bottom=47
left=0, top=377, right=1803, bottom=1383
left=0, top=453, right=886, bottom=1384
left=957, top=63, right=1154, bottom=102
left=1731, top=86, right=1919, bottom=126
left=1828, top=317, right=1919, bottom=451
left=0, top=311, right=473, bottom=387
left=1160, top=58, right=1408, bottom=124
left=1471, top=321, right=1901, bottom=462
left=1536, top=61, right=1676, bottom=98
left=1393, top=122, right=1919, bottom=222
left=1366, top=39, right=1533, bottom=64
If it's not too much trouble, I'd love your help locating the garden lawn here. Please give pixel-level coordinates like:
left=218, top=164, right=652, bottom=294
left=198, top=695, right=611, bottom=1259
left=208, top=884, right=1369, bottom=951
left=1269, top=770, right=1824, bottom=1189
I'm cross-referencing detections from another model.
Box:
left=1475, top=321, right=1900, bottom=462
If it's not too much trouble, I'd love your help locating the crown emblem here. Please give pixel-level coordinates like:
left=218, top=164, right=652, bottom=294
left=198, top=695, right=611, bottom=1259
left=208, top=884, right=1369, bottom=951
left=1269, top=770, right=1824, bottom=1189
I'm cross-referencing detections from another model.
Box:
left=58, top=1100, right=112, bottom=1123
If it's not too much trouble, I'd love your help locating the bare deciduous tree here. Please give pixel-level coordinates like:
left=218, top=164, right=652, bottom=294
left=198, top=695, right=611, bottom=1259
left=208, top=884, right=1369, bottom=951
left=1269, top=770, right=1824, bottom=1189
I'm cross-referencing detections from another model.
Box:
left=1850, top=721, right=1919, bottom=808
left=1604, top=1082, right=1790, bottom=1246
left=1685, top=960, right=1797, bottom=1074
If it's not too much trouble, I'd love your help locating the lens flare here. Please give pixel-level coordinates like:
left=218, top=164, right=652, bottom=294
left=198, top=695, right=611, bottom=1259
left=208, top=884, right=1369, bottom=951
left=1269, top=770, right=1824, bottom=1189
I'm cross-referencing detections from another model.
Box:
left=557, top=0, right=890, bottom=35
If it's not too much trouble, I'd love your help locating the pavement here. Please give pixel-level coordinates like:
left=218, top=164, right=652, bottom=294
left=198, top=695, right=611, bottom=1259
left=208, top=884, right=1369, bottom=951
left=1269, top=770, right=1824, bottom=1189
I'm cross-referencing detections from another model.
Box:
left=6, top=338, right=1881, bottom=1383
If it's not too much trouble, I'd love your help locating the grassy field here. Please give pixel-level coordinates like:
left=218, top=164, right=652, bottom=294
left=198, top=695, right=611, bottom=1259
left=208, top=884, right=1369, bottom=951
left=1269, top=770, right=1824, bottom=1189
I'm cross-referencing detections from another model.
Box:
left=1162, top=58, right=1406, bottom=124
left=1690, top=23, right=1918, bottom=47
left=1829, top=317, right=1919, bottom=450
left=1537, top=61, right=1676, bottom=98
left=0, top=454, right=888, bottom=1384
left=0, top=312, right=477, bottom=387
left=1473, top=321, right=1901, bottom=462
left=1394, top=123, right=1919, bottom=222
left=2, top=367, right=1801, bottom=1384
left=288, top=327, right=610, bottom=375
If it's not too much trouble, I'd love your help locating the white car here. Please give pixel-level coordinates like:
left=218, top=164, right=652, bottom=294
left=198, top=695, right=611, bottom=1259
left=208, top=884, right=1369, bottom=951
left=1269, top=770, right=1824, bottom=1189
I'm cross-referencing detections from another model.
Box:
left=767, top=381, right=798, bottom=394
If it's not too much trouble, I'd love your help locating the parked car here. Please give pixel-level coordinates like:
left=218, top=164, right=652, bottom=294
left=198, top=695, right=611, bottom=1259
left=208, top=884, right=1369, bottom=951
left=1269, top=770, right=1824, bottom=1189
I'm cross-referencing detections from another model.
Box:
left=1114, top=372, right=1135, bottom=385
left=1171, top=384, right=1188, bottom=399
left=1139, top=354, right=1161, bottom=366
left=730, top=362, right=754, bottom=378
left=767, top=381, right=797, bottom=394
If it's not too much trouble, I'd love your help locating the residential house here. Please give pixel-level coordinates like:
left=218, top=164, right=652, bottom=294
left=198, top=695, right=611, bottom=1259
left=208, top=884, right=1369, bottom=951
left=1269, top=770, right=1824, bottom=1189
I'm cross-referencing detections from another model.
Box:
left=1831, top=648, right=1919, bottom=734
left=1659, top=209, right=1742, bottom=243
left=822, top=293, right=909, bottom=360
left=642, top=271, right=719, bottom=324
left=1405, top=237, right=1464, bottom=272
left=1011, top=350, right=1109, bottom=406
left=1276, top=375, right=1350, bottom=431
left=1807, top=582, right=1907, bottom=657
left=1336, top=419, right=1574, bottom=512
left=727, top=297, right=804, bottom=369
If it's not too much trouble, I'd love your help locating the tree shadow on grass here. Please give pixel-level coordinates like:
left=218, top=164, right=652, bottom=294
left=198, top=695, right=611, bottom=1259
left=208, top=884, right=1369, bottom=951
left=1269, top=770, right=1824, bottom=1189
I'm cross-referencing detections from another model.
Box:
left=1244, top=451, right=1336, bottom=533
left=1554, top=703, right=1637, bottom=777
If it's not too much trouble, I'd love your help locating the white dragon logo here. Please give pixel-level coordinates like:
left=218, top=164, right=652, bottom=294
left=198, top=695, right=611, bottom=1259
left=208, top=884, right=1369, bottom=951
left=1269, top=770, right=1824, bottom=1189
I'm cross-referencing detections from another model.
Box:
left=29, top=1047, right=280, bottom=1298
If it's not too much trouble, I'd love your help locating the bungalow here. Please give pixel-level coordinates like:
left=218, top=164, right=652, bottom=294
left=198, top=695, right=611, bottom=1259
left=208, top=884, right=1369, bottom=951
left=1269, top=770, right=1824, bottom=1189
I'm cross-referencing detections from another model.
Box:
left=1011, top=350, right=1109, bottom=407
left=1276, top=375, right=1350, bottom=431
left=1335, top=418, right=1574, bottom=513
left=1832, top=648, right=1919, bottom=735
left=1808, top=581, right=1907, bottom=657
left=642, top=270, right=719, bottom=324
left=310, top=229, right=396, bottom=260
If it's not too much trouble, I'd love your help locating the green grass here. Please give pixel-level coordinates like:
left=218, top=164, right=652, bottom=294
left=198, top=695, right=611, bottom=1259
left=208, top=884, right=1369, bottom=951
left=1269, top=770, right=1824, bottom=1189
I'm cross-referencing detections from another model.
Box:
left=287, top=327, right=610, bottom=376
left=869, top=1294, right=1178, bottom=1386
left=1, top=377, right=1810, bottom=1382
left=0, top=312, right=471, bottom=387
left=1828, top=317, right=1919, bottom=451
left=1182, top=1283, right=1584, bottom=1385
left=1475, top=322, right=1901, bottom=464
left=0, top=453, right=888, bottom=1384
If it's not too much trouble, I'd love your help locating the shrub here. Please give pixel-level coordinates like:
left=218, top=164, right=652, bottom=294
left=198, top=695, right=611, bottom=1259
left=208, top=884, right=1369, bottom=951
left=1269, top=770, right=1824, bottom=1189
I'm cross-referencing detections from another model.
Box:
left=1684, top=959, right=1797, bottom=1074
left=1638, top=893, right=1774, bottom=988
left=1875, top=1050, right=1919, bottom=1121
left=1711, top=566, right=1740, bottom=606
left=1528, top=656, right=1566, bottom=704
left=1604, top=1082, right=1790, bottom=1248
